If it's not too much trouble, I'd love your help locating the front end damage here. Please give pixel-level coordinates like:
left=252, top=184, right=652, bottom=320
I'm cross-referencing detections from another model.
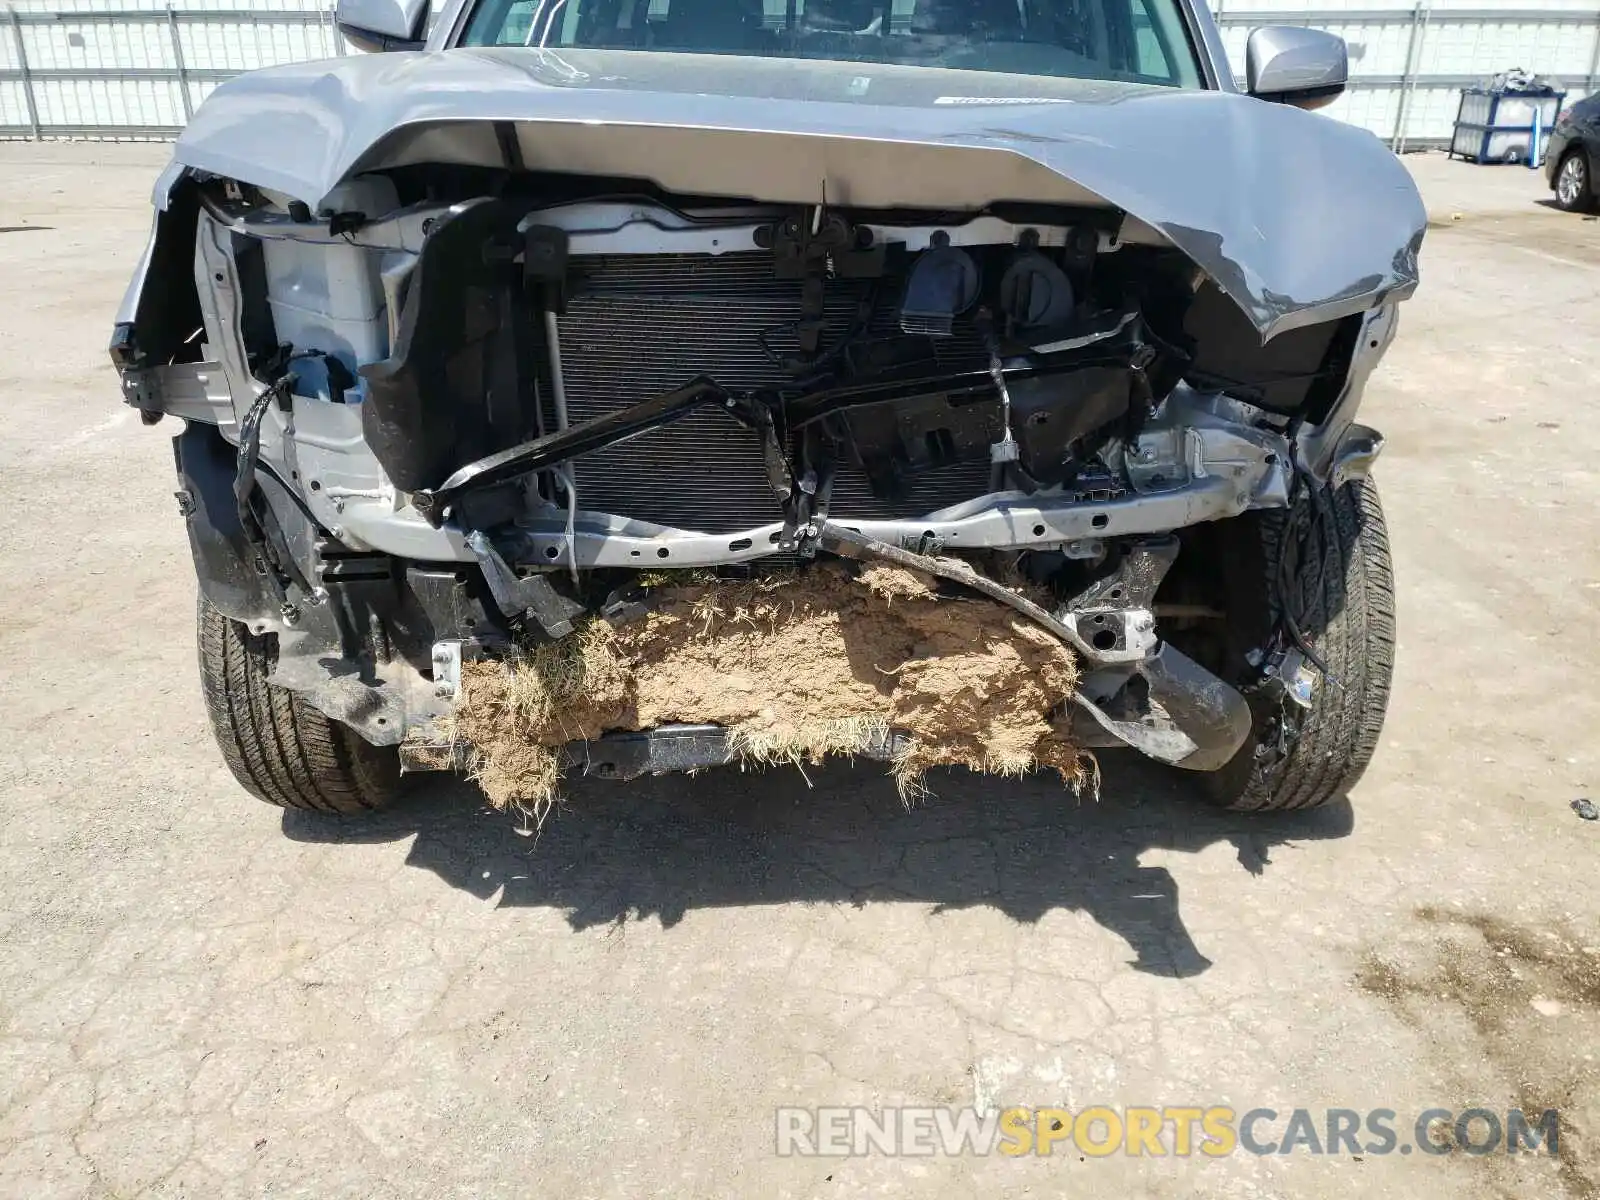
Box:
left=114, top=120, right=1410, bottom=804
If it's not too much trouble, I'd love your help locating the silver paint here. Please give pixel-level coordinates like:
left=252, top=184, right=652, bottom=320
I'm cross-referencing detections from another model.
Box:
left=161, top=44, right=1425, bottom=340
left=1244, top=26, right=1349, bottom=103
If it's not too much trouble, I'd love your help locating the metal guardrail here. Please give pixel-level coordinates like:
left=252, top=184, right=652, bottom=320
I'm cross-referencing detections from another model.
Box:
left=2, top=3, right=1599, bottom=144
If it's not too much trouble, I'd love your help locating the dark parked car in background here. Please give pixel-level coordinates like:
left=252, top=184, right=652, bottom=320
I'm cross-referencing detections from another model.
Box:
left=1548, top=92, right=1599, bottom=211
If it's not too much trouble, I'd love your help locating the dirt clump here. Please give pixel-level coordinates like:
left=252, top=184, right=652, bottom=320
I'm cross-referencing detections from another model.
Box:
left=451, top=563, right=1086, bottom=813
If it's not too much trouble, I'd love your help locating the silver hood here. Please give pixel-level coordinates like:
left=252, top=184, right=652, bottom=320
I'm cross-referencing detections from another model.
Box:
left=167, top=48, right=1425, bottom=339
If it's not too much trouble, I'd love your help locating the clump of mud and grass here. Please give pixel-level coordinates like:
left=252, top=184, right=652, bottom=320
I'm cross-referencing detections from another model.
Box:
left=450, top=562, right=1088, bottom=817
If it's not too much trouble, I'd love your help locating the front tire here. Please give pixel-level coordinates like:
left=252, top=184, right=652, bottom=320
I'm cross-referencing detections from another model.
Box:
left=1202, top=477, right=1396, bottom=811
left=1554, top=150, right=1596, bottom=213
left=196, top=593, right=401, bottom=814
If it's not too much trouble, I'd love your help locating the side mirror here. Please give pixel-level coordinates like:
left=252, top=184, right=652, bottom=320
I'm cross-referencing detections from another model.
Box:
left=336, top=0, right=428, bottom=52
left=1246, top=26, right=1348, bottom=111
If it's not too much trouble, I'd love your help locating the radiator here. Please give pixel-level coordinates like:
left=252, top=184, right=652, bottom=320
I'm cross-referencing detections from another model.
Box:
left=556, top=250, right=994, bottom=533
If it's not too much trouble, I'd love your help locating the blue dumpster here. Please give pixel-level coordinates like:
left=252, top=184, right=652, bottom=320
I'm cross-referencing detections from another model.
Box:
left=1449, top=75, right=1566, bottom=165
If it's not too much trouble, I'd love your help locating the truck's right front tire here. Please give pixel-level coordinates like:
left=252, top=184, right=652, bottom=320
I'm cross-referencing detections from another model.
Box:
left=1200, top=476, right=1397, bottom=811
left=196, top=593, right=401, bottom=814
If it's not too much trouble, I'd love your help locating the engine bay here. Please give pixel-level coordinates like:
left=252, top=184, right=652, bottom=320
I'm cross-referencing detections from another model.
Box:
left=124, top=171, right=1362, bottom=570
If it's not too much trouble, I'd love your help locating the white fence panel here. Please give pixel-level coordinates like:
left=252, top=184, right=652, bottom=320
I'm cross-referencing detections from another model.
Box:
left=1, top=1, right=340, bottom=136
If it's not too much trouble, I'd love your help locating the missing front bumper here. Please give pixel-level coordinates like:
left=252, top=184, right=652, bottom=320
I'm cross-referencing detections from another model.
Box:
left=400, top=528, right=1255, bottom=784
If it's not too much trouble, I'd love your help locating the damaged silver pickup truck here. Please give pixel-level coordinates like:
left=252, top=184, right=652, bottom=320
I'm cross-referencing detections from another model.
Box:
left=112, top=0, right=1424, bottom=816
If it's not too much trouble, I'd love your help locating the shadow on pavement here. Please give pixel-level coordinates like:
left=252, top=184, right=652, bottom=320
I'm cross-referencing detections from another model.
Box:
left=282, top=755, right=1352, bottom=977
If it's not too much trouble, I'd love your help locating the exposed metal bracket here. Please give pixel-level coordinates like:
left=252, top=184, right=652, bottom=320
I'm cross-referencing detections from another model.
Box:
left=1055, top=537, right=1178, bottom=658
left=1059, top=607, right=1157, bottom=660
left=430, top=640, right=463, bottom=700
left=578, top=722, right=909, bottom=781
left=464, top=530, right=585, bottom=638
left=818, top=520, right=1115, bottom=662
left=1069, top=642, right=1253, bottom=770
left=1070, top=694, right=1199, bottom=763
left=118, top=359, right=236, bottom=429
left=1138, top=642, right=1254, bottom=770
left=1063, top=537, right=1180, bottom=611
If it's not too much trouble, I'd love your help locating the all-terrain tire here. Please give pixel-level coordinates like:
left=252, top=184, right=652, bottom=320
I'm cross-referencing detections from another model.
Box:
left=1203, top=476, right=1396, bottom=811
left=196, top=592, right=401, bottom=813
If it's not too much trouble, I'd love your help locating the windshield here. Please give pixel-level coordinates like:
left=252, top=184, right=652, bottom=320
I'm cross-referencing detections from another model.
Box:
left=460, top=0, right=1204, bottom=89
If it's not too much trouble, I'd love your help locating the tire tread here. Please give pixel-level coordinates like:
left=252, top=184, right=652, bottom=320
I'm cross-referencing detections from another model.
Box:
left=196, top=593, right=400, bottom=814
left=1208, top=477, right=1395, bottom=811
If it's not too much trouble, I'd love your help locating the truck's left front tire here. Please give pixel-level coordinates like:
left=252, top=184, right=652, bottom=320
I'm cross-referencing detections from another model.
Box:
left=1198, top=476, right=1397, bottom=811
left=196, top=593, right=401, bottom=814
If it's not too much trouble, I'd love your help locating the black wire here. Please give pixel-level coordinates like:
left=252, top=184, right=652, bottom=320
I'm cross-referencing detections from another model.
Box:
left=755, top=282, right=881, bottom=386
left=756, top=323, right=793, bottom=370
left=1276, top=511, right=1337, bottom=686
left=234, top=374, right=297, bottom=610
left=1274, top=422, right=1341, bottom=688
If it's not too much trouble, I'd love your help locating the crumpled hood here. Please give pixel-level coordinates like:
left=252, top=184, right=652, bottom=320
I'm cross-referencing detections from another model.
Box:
left=169, top=47, right=1425, bottom=340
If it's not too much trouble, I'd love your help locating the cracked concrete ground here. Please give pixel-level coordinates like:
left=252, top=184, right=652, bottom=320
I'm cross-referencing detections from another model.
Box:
left=1, top=142, right=1598, bottom=1198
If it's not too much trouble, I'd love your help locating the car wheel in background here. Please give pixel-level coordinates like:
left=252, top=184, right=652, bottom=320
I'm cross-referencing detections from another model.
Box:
left=1554, top=150, right=1596, bottom=212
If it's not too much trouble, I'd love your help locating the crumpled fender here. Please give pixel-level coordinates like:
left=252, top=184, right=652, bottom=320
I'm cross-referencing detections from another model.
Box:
left=159, top=47, right=1425, bottom=341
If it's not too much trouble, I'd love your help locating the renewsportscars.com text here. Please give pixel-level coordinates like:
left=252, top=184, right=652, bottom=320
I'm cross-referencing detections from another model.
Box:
left=775, top=1105, right=1562, bottom=1159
